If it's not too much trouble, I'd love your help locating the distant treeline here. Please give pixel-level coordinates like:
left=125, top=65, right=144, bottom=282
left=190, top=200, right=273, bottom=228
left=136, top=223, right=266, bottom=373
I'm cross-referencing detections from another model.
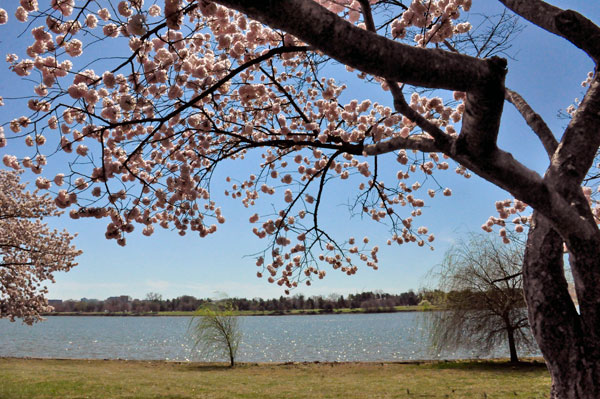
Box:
left=49, top=290, right=426, bottom=314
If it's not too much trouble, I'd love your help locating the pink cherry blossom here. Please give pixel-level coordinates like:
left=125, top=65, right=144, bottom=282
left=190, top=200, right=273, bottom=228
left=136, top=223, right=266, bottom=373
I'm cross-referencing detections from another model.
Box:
left=15, top=7, right=28, bottom=22
left=148, top=4, right=161, bottom=17
left=51, top=0, right=74, bottom=16
left=0, top=9, right=8, bottom=25
left=97, top=8, right=110, bottom=21
left=127, top=14, right=146, bottom=36
left=85, top=14, right=98, bottom=28
left=0, top=170, right=81, bottom=324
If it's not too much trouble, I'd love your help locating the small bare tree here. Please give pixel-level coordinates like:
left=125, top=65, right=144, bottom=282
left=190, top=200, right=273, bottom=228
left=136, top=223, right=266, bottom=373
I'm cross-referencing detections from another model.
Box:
left=191, top=301, right=242, bottom=367
left=428, top=234, right=535, bottom=363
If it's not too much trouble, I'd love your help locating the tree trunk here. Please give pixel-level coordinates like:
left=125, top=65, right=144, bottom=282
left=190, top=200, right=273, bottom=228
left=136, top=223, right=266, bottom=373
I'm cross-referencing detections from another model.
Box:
left=228, top=344, right=235, bottom=368
left=523, top=213, right=600, bottom=398
left=505, top=327, right=519, bottom=364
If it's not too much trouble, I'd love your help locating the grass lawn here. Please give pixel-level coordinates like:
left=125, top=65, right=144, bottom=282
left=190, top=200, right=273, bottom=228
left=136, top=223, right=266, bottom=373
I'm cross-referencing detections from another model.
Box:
left=0, top=358, right=550, bottom=398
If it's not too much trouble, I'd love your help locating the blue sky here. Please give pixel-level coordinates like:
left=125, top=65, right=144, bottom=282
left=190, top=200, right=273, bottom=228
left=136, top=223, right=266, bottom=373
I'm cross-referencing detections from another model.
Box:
left=0, top=1, right=597, bottom=301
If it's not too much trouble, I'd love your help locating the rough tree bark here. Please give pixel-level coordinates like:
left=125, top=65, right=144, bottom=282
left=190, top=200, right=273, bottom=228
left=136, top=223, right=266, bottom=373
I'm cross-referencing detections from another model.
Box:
left=524, top=215, right=598, bottom=398
left=213, top=1, right=600, bottom=397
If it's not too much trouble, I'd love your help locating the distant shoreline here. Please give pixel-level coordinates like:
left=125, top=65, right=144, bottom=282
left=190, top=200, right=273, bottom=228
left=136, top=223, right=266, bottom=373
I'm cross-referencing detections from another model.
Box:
left=0, top=356, right=544, bottom=365
left=42, top=305, right=435, bottom=317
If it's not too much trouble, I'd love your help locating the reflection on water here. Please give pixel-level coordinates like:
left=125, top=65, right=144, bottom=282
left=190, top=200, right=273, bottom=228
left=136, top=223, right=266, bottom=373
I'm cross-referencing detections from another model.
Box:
left=0, top=313, right=539, bottom=362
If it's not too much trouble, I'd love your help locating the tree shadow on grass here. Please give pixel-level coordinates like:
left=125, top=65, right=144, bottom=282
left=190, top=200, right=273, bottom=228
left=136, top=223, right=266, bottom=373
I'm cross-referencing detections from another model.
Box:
left=423, top=359, right=548, bottom=373
left=175, top=362, right=244, bottom=372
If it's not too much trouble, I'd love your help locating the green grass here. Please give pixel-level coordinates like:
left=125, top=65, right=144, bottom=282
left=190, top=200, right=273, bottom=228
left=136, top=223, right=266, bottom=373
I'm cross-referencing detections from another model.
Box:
left=0, top=358, right=550, bottom=398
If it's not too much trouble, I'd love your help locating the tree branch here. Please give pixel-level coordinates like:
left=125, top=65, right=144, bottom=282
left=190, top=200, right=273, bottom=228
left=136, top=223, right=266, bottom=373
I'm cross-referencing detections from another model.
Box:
left=498, top=0, right=600, bottom=61
left=522, top=212, right=582, bottom=373
left=363, top=134, right=439, bottom=155
left=122, top=45, right=311, bottom=168
left=357, top=0, right=454, bottom=155
left=388, top=82, right=454, bottom=153
left=490, top=271, right=522, bottom=285
left=505, top=88, right=558, bottom=159
left=544, top=74, right=600, bottom=216
left=214, top=0, right=504, bottom=92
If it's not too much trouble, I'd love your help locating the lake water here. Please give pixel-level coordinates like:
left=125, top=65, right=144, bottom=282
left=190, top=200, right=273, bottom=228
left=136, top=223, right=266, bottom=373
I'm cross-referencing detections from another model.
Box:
left=0, top=313, right=539, bottom=362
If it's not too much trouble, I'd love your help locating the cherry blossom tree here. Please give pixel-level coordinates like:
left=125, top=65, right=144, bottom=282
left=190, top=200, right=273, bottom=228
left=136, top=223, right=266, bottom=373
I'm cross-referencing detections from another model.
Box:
left=0, top=170, right=81, bottom=324
left=0, top=0, right=599, bottom=397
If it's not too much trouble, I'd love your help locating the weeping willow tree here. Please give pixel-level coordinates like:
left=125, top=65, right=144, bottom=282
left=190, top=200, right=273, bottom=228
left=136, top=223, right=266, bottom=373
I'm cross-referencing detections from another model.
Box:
left=428, top=234, right=536, bottom=363
left=190, top=301, right=242, bottom=367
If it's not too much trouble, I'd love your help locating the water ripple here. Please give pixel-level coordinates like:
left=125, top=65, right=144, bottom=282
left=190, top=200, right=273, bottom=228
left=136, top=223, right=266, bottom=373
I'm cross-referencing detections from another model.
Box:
left=0, top=314, right=539, bottom=362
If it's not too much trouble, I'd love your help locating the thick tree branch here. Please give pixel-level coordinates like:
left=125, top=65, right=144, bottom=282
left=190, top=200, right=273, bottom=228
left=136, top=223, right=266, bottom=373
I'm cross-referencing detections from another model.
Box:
left=357, top=0, right=376, bottom=32
left=363, top=135, right=439, bottom=155
left=542, top=74, right=600, bottom=359
left=358, top=0, right=454, bottom=155
left=215, top=0, right=524, bottom=216
left=498, top=0, right=600, bottom=61
left=455, top=59, right=507, bottom=158
left=505, top=88, right=558, bottom=159
left=365, top=130, right=584, bottom=244
left=545, top=74, right=600, bottom=208
left=214, top=0, right=504, bottom=92
left=522, top=213, right=585, bottom=395
left=339, top=0, right=593, bottom=247
left=387, top=82, right=454, bottom=154
left=557, top=74, right=600, bottom=178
